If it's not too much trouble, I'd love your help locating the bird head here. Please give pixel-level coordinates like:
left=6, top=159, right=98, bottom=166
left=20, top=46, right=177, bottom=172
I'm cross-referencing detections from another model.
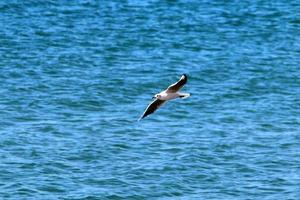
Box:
left=153, top=94, right=161, bottom=99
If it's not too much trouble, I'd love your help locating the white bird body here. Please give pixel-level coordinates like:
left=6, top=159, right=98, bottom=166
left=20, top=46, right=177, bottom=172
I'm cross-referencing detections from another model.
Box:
left=156, top=91, right=189, bottom=101
left=156, top=91, right=179, bottom=100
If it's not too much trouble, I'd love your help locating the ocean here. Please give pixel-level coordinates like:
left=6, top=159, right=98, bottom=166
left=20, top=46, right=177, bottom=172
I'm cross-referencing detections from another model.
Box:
left=0, top=0, right=300, bottom=199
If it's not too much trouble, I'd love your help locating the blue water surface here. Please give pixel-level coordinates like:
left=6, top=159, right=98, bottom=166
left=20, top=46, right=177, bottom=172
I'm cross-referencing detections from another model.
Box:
left=0, top=0, right=300, bottom=199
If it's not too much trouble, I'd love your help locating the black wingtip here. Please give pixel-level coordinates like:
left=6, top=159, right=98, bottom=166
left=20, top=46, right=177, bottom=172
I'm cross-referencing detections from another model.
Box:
left=182, top=74, right=188, bottom=82
left=138, top=115, right=145, bottom=121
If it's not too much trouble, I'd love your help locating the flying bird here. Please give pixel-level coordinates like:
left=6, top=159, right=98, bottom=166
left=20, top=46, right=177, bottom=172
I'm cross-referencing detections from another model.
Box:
left=139, top=74, right=190, bottom=120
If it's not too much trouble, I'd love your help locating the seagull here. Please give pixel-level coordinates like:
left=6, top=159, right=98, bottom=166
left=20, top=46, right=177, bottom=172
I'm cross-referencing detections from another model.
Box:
left=139, top=74, right=190, bottom=120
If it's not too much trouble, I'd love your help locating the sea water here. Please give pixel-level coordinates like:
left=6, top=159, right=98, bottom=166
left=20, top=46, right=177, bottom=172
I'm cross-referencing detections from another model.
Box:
left=0, top=1, right=300, bottom=199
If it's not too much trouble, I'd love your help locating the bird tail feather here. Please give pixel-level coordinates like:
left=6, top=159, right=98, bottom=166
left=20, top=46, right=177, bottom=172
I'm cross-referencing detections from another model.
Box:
left=179, top=93, right=190, bottom=99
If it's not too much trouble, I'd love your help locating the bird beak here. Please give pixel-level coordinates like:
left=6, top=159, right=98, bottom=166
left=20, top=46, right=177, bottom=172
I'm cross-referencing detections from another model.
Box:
left=152, top=96, right=156, bottom=99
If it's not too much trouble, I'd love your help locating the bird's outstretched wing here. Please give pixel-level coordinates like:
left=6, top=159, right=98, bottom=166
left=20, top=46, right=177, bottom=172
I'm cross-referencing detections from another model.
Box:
left=139, top=99, right=166, bottom=120
left=166, top=74, right=187, bottom=93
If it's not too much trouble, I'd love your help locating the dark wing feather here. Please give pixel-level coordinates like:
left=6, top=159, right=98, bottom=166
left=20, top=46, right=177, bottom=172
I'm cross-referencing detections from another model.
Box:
left=166, top=74, right=187, bottom=93
left=140, top=99, right=166, bottom=120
